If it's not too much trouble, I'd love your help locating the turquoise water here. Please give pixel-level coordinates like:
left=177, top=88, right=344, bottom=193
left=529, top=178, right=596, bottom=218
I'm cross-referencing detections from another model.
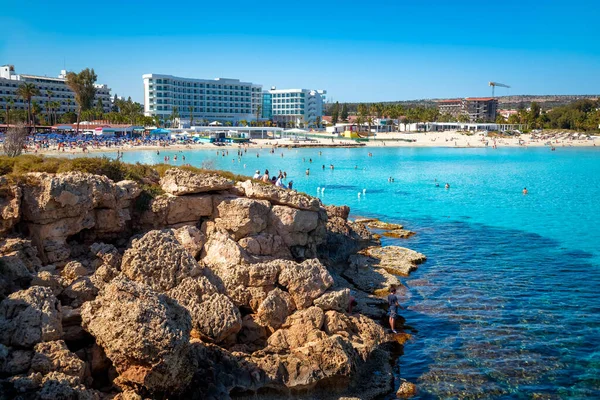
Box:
left=87, top=146, right=600, bottom=398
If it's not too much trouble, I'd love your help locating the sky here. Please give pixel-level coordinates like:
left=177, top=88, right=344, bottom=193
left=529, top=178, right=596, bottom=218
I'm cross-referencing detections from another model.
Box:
left=1, top=0, right=599, bottom=104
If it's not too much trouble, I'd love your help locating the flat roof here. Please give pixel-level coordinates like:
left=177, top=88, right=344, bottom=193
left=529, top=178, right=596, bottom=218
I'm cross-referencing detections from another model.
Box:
left=465, top=97, right=496, bottom=101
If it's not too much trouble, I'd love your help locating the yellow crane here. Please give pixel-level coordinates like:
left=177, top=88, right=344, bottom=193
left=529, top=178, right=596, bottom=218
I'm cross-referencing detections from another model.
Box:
left=488, top=82, right=510, bottom=97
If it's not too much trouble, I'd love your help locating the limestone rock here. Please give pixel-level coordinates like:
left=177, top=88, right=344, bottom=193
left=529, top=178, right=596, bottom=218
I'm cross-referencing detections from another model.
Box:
left=194, top=293, right=242, bottom=343
left=121, top=230, right=202, bottom=292
left=256, top=288, right=295, bottom=330
left=115, top=180, right=142, bottom=209
left=269, top=205, right=320, bottom=247
left=396, top=380, right=417, bottom=398
left=278, top=259, right=333, bottom=309
left=81, top=277, right=193, bottom=394
left=31, top=271, right=63, bottom=296
left=201, top=229, right=251, bottom=268
left=0, top=286, right=62, bottom=348
left=61, top=277, right=97, bottom=308
left=89, top=242, right=121, bottom=269
left=213, top=196, right=271, bottom=240
left=172, top=225, right=205, bottom=258
left=0, top=346, right=33, bottom=375
left=358, top=246, right=426, bottom=276
left=325, top=204, right=350, bottom=220
left=345, top=253, right=401, bottom=296
left=60, top=261, right=88, bottom=286
left=0, top=238, right=41, bottom=298
left=0, top=178, right=21, bottom=235
left=137, top=194, right=213, bottom=228
left=313, top=288, right=350, bottom=312
left=237, top=233, right=291, bottom=258
left=238, top=180, right=322, bottom=211
left=30, top=340, right=86, bottom=381
left=237, top=314, right=268, bottom=349
left=160, top=168, right=234, bottom=195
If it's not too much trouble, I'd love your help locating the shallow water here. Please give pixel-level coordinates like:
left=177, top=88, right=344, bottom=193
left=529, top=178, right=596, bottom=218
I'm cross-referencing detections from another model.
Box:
left=81, top=146, right=600, bottom=398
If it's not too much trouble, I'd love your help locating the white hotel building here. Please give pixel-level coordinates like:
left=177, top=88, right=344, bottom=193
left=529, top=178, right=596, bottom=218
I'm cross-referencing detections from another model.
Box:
left=268, top=88, right=326, bottom=127
left=143, top=74, right=262, bottom=124
left=0, top=65, right=112, bottom=117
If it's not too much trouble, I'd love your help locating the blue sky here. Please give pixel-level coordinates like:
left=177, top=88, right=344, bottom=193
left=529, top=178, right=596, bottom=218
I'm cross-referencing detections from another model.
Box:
left=1, top=0, right=599, bottom=103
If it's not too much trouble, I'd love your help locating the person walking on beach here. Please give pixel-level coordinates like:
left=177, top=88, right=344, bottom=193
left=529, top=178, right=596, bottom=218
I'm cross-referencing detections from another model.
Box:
left=388, top=287, right=401, bottom=334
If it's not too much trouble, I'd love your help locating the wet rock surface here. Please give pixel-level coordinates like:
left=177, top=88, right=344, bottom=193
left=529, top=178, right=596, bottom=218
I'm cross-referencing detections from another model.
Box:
left=0, top=167, right=424, bottom=399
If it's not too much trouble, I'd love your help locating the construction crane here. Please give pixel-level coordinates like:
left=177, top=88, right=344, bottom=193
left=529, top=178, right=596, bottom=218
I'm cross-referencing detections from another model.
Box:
left=489, top=82, right=510, bottom=97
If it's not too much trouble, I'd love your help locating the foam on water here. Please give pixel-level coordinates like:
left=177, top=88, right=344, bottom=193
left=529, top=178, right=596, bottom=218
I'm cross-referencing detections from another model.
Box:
left=80, top=146, right=600, bottom=398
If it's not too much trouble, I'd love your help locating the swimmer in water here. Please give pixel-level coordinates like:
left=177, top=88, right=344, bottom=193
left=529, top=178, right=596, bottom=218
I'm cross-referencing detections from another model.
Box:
left=523, top=187, right=528, bottom=195
left=306, top=168, right=310, bottom=176
left=445, top=183, right=450, bottom=189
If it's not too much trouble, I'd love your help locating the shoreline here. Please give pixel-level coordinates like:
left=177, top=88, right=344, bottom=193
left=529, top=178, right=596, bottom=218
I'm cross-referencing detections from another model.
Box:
left=24, top=130, right=599, bottom=156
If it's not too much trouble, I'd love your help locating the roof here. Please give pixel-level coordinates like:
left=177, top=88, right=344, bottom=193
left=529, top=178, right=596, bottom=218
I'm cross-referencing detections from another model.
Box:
left=465, top=97, right=496, bottom=101
left=437, top=99, right=463, bottom=103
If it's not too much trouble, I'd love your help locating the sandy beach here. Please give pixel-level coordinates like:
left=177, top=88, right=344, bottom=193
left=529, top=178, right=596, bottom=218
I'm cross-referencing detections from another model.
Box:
left=28, top=130, right=599, bottom=156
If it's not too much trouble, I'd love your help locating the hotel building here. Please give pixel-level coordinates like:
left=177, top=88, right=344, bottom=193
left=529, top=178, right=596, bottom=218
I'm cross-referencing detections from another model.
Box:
left=0, top=65, right=112, bottom=117
left=436, top=97, right=498, bottom=122
left=267, top=88, right=327, bottom=127
left=143, top=74, right=262, bottom=124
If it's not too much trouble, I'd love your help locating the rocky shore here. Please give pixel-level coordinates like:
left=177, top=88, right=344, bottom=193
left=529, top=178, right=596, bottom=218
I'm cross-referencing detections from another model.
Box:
left=0, top=164, right=426, bottom=399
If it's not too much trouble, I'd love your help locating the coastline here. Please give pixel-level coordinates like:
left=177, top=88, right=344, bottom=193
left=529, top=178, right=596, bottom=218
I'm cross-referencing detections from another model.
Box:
left=26, top=130, right=599, bottom=157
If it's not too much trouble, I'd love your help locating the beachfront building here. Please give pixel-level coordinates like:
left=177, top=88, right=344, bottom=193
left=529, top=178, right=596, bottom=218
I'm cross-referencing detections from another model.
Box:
left=436, top=97, right=498, bottom=122
left=268, top=88, right=326, bottom=127
left=143, top=74, right=262, bottom=125
left=0, top=65, right=112, bottom=116
left=261, top=92, right=273, bottom=119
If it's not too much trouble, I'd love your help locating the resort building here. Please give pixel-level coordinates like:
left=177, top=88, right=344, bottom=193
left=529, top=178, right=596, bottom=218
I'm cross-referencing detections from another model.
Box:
left=436, top=97, right=498, bottom=122
left=268, top=87, right=327, bottom=127
left=0, top=65, right=112, bottom=116
left=143, top=74, right=262, bottom=124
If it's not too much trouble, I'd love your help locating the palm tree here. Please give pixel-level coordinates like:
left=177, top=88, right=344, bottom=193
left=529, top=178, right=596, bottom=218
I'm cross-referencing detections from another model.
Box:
left=16, top=83, right=40, bottom=126
left=153, top=114, right=162, bottom=128
left=189, top=105, right=194, bottom=126
left=45, top=90, right=53, bottom=125
left=256, top=104, right=262, bottom=124
left=65, top=68, right=98, bottom=134
left=31, top=101, right=41, bottom=126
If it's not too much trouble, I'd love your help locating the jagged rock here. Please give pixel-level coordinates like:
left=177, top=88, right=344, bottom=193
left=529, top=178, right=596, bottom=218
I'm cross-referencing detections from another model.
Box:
left=345, top=253, right=401, bottom=296
left=201, top=229, right=251, bottom=268
left=269, top=205, right=320, bottom=247
left=194, top=293, right=242, bottom=343
left=172, top=225, right=205, bottom=258
left=357, top=246, right=426, bottom=276
left=0, top=346, right=33, bottom=375
left=325, top=205, right=350, bottom=220
left=320, top=210, right=378, bottom=264
left=314, top=288, right=350, bottom=312
left=160, top=168, right=234, bottom=195
left=30, top=340, right=86, bottom=381
left=365, top=220, right=404, bottom=231
left=0, top=178, right=21, bottom=235
left=256, top=288, right=295, bottom=330
left=0, top=238, right=41, bottom=298
left=31, top=271, right=63, bottom=296
left=61, top=277, right=97, bottom=308
left=121, top=230, right=202, bottom=292
left=237, top=233, right=291, bottom=258
left=137, top=194, right=213, bottom=228
left=7, top=372, right=43, bottom=393
left=81, top=277, right=193, bottom=394
left=213, top=196, right=271, bottom=240
left=115, top=180, right=142, bottom=209
left=237, top=315, right=268, bottom=349
left=396, top=380, right=417, bottom=398
left=61, top=306, right=86, bottom=342
left=114, top=391, right=144, bottom=400
left=238, top=180, right=321, bottom=211
left=278, top=259, right=333, bottom=309
left=60, top=261, right=88, bottom=286
left=382, top=229, right=416, bottom=239
left=38, top=371, right=100, bottom=400
left=167, top=276, right=221, bottom=337
left=94, top=207, right=131, bottom=234
left=89, top=242, right=121, bottom=269
left=0, top=286, right=62, bottom=348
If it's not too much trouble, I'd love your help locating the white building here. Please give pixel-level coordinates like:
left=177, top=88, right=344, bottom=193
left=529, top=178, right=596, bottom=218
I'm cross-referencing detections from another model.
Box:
left=143, top=74, right=262, bottom=124
left=268, top=88, right=326, bottom=127
left=0, top=65, right=112, bottom=117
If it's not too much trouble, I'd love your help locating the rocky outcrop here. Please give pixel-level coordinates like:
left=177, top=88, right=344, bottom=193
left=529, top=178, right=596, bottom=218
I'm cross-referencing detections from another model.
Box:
left=0, top=178, right=21, bottom=235
left=0, top=166, right=425, bottom=399
left=160, top=168, right=234, bottom=195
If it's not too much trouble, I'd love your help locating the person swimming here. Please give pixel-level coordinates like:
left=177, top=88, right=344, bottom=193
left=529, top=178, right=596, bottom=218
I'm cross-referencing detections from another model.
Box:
left=523, top=187, right=528, bottom=195
left=445, top=183, right=450, bottom=189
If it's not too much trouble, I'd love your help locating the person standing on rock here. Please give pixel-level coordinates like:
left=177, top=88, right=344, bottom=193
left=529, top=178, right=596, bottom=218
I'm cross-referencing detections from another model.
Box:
left=388, top=287, right=401, bottom=334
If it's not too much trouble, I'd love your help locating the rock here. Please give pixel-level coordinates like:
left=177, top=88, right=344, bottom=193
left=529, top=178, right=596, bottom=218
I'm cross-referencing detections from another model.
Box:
left=81, top=277, right=193, bottom=394
left=0, top=238, right=41, bottom=298
left=396, top=380, right=417, bottom=398
left=115, top=180, right=142, bottom=209
left=89, top=242, right=121, bottom=269
left=238, top=233, right=291, bottom=258
left=325, top=204, right=350, bottom=220
left=1, top=347, right=33, bottom=375
left=38, top=371, right=99, bottom=400
left=313, top=288, right=350, bottom=312
left=172, top=225, right=205, bottom=258
left=121, top=230, right=202, bottom=292
left=193, top=293, right=242, bottom=343
left=201, top=229, right=251, bottom=268
left=60, top=261, right=88, bottom=286
left=320, top=214, right=379, bottom=264
left=256, top=288, right=295, bottom=330
left=94, top=207, right=131, bottom=235
left=31, top=271, right=63, bottom=296
left=365, top=220, right=404, bottom=231
left=30, top=340, right=86, bottom=381
left=382, top=229, right=416, bottom=239
left=345, top=253, right=401, bottom=296
left=237, top=315, right=267, bottom=349
left=0, top=179, right=21, bottom=235
left=137, top=194, right=213, bottom=229
left=278, top=259, right=333, bottom=309
left=60, top=277, right=97, bottom=308
left=0, top=286, right=62, bottom=348
left=160, top=168, right=234, bottom=195
left=213, top=196, right=271, bottom=240
left=269, top=205, right=320, bottom=247
left=238, top=180, right=322, bottom=211
left=358, top=246, right=426, bottom=276
left=7, top=372, right=43, bottom=393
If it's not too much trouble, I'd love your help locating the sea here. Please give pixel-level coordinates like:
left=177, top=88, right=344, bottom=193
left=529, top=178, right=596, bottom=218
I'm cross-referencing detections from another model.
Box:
left=82, top=146, right=600, bottom=399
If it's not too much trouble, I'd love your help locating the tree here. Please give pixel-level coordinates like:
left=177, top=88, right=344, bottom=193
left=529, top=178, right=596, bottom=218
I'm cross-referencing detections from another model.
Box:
left=96, top=98, right=105, bottom=118
left=331, top=101, right=340, bottom=124
left=315, top=116, right=321, bottom=129
left=153, top=115, right=162, bottom=128
left=340, top=104, right=348, bottom=122
left=3, top=123, right=28, bottom=157
left=16, top=83, right=40, bottom=126
left=170, top=106, right=179, bottom=128
left=45, top=90, right=53, bottom=125
left=256, top=104, right=262, bottom=123
left=189, top=106, right=194, bottom=127
left=111, top=94, right=119, bottom=112
left=2, top=98, right=9, bottom=126
left=66, top=68, right=97, bottom=134
left=31, top=101, right=41, bottom=125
